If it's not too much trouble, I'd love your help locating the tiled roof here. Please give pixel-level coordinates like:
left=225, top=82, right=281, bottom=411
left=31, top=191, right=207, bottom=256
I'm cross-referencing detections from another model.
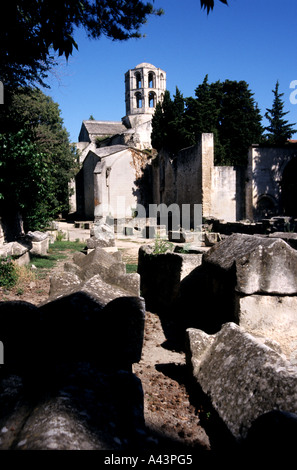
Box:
left=83, top=120, right=127, bottom=136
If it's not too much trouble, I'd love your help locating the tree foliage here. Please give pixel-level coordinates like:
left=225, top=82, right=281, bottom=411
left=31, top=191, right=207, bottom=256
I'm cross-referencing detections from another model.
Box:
left=151, top=88, right=188, bottom=154
left=0, top=88, right=78, bottom=232
left=151, top=76, right=263, bottom=166
left=264, top=81, right=296, bottom=145
left=0, top=0, right=164, bottom=88
left=200, top=0, right=228, bottom=13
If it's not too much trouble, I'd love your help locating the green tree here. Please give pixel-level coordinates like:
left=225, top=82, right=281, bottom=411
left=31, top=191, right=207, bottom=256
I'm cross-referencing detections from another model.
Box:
left=151, top=88, right=189, bottom=154
left=216, top=79, right=263, bottom=165
left=0, top=88, right=78, bottom=233
left=264, top=81, right=296, bottom=145
left=151, top=77, right=263, bottom=165
left=0, top=0, right=163, bottom=88
left=183, top=75, right=223, bottom=154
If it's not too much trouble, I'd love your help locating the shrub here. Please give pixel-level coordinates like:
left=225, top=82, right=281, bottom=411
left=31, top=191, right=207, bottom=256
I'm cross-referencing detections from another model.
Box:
left=0, top=257, right=18, bottom=288
left=153, top=236, right=174, bottom=254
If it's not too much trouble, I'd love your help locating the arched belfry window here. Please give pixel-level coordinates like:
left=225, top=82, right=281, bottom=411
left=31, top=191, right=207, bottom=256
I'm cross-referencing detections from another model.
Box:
left=148, top=71, right=155, bottom=88
left=135, top=92, right=142, bottom=109
left=135, top=72, right=142, bottom=89
left=149, top=91, right=156, bottom=108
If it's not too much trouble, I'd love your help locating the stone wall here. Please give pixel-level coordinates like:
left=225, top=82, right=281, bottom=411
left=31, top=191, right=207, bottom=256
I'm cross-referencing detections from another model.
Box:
left=81, top=147, right=147, bottom=221
left=246, top=143, right=297, bottom=220
left=152, top=134, right=244, bottom=226
left=211, top=166, right=245, bottom=222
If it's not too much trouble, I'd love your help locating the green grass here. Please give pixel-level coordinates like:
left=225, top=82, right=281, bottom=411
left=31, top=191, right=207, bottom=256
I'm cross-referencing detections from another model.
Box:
left=29, top=253, right=66, bottom=270
left=49, top=240, right=86, bottom=252
left=29, top=240, right=86, bottom=276
left=126, top=263, right=138, bottom=273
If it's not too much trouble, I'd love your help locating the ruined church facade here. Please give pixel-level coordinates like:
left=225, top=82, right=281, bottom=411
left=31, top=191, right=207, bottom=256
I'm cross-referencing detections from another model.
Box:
left=75, top=63, right=166, bottom=220
left=74, top=63, right=297, bottom=226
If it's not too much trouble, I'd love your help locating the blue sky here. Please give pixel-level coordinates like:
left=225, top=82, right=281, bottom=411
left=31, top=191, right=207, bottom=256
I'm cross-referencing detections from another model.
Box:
left=43, top=0, right=297, bottom=143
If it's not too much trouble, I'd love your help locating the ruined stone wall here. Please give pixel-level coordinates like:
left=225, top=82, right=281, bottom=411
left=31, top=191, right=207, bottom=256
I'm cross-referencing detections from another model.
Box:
left=107, top=150, right=139, bottom=218
left=246, top=144, right=297, bottom=220
left=92, top=149, right=141, bottom=220
left=175, top=142, right=202, bottom=209
left=152, top=133, right=243, bottom=225
left=211, top=166, right=237, bottom=222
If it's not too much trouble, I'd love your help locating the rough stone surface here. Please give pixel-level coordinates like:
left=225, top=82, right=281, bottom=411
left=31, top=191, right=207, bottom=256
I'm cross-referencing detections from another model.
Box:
left=137, top=245, right=202, bottom=313
left=50, top=246, right=140, bottom=300
left=0, top=242, right=148, bottom=452
left=203, top=233, right=297, bottom=295
left=49, top=272, right=82, bottom=298
left=88, top=221, right=115, bottom=248
left=27, top=231, right=49, bottom=242
left=0, top=287, right=146, bottom=451
left=235, top=294, right=297, bottom=358
left=27, top=231, right=49, bottom=256
left=204, top=232, right=221, bottom=246
left=186, top=322, right=297, bottom=440
left=0, top=366, right=146, bottom=450
left=269, top=231, right=297, bottom=250
left=0, top=241, right=31, bottom=265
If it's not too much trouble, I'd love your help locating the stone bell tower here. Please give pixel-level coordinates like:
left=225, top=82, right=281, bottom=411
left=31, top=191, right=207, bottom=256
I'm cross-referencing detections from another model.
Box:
left=123, top=63, right=166, bottom=129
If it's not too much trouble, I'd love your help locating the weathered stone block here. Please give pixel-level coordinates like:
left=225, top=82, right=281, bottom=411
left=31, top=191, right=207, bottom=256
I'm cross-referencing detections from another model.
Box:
left=0, top=366, right=146, bottom=450
left=204, top=232, right=221, bottom=246
left=50, top=246, right=140, bottom=305
left=186, top=322, right=297, bottom=441
left=38, top=291, right=145, bottom=369
left=81, top=274, right=138, bottom=305
left=49, top=272, right=82, bottom=298
left=138, top=245, right=203, bottom=313
left=89, top=221, right=115, bottom=247
left=0, top=241, right=31, bottom=266
left=27, top=231, right=48, bottom=242
left=235, top=294, right=297, bottom=356
left=203, top=233, right=297, bottom=295
left=269, top=232, right=297, bottom=250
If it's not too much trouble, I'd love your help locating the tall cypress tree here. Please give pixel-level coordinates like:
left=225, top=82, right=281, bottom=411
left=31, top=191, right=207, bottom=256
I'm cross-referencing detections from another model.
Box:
left=183, top=75, right=223, bottom=158
left=151, top=88, right=188, bottom=154
left=217, top=80, right=263, bottom=165
left=265, top=81, right=296, bottom=145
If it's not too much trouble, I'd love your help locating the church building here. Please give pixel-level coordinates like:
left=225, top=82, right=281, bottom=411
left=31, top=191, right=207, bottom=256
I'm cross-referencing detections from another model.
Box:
left=74, top=63, right=166, bottom=220
left=74, top=62, right=297, bottom=228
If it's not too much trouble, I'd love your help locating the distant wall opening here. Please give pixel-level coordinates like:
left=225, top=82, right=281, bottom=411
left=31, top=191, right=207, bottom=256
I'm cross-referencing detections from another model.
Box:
left=135, top=92, right=142, bottom=109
